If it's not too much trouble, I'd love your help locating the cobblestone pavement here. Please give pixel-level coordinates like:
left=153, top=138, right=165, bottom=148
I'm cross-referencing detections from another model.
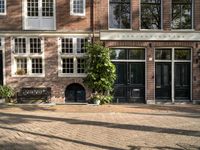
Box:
left=0, top=104, right=199, bottom=150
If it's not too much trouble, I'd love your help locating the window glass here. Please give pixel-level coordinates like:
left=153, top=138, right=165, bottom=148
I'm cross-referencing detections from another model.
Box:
left=62, top=38, right=73, bottom=53
left=62, top=58, right=74, bottom=73
left=110, top=49, right=127, bottom=60
left=0, top=0, right=5, bottom=14
left=72, top=0, right=85, bottom=15
left=30, top=38, right=41, bottom=53
left=172, top=0, right=192, bottom=29
left=27, top=0, right=39, bottom=16
left=109, top=0, right=131, bottom=29
left=129, top=49, right=145, bottom=60
left=16, top=58, right=28, bottom=75
left=77, top=38, right=87, bottom=53
left=77, top=58, right=85, bottom=73
left=42, top=0, right=54, bottom=17
left=141, top=0, right=161, bottom=29
left=175, top=49, right=191, bottom=60
left=155, top=49, right=172, bottom=60
left=14, top=38, right=26, bottom=54
left=32, top=58, right=43, bottom=73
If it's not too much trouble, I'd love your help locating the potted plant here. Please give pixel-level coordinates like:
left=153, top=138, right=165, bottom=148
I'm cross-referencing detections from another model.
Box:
left=0, top=85, right=15, bottom=103
left=15, top=68, right=26, bottom=75
left=84, top=42, right=116, bottom=105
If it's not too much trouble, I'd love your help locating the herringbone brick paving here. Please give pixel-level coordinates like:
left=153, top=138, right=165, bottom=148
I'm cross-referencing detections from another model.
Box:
left=0, top=104, right=199, bottom=150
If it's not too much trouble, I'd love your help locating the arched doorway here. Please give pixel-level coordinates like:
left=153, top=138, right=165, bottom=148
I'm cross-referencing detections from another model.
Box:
left=65, top=83, right=86, bottom=102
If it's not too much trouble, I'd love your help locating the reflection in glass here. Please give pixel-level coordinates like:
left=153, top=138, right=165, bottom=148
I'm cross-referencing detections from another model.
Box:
left=175, top=49, right=191, bottom=60
left=141, top=0, right=161, bottom=29
left=155, top=49, right=172, bottom=60
left=110, top=49, right=127, bottom=60
left=129, top=49, right=145, bottom=60
left=172, top=0, right=192, bottom=29
left=109, top=0, right=131, bottom=29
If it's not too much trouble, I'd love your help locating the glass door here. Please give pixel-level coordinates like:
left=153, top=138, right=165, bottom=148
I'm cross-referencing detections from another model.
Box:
left=155, top=63, right=171, bottom=100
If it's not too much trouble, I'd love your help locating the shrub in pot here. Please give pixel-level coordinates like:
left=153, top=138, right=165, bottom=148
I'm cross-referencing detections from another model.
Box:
left=0, top=85, right=15, bottom=103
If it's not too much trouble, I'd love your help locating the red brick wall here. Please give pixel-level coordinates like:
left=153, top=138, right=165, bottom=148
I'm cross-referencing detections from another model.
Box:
left=56, top=0, right=92, bottom=31
left=0, top=0, right=22, bottom=30
left=4, top=37, right=91, bottom=103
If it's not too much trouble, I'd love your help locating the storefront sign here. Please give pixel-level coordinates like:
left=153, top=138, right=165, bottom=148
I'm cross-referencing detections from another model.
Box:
left=100, top=31, right=200, bottom=41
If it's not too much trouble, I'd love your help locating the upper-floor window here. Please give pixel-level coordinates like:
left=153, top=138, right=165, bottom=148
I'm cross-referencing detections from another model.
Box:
left=172, top=0, right=193, bottom=29
left=24, top=0, right=55, bottom=30
left=59, top=37, right=87, bottom=77
left=141, top=0, right=162, bottom=30
left=109, top=0, right=131, bottom=29
left=12, top=37, right=44, bottom=77
left=70, top=0, right=86, bottom=16
left=0, top=0, right=6, bottom=15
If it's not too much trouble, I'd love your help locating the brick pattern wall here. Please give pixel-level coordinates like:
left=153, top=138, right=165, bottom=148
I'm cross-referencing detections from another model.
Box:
left=5, top=37, right=91, bottom=103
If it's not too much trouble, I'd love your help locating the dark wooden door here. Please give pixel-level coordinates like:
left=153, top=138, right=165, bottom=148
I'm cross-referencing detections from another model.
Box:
left=174, top=63, right=190, bottom=100
left=155, top=63, right=171, bottom=100
left=0, top=51, right=3, bottom=85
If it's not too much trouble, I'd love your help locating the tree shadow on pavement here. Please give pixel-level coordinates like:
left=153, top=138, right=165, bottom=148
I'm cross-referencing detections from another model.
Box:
left=0, top=112, right=200, bottom=138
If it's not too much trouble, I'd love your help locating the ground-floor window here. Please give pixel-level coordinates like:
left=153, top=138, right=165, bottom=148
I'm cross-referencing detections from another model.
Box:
left=111, top=48, right=146, bottom=103
left=11, top=37, right=44, bottom=77
left=155, top=48, right=191, bottom=101
left=58, top=37, right=87, bottom=77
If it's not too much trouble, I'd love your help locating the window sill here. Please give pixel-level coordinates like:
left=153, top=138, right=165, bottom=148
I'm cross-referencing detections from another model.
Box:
left=58, top=73, right=87, bottom=78
left=12, top=74, right=45, bottom=78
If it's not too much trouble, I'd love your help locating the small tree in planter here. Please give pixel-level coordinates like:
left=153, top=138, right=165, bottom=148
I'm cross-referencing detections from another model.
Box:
left=84, top=42, right=116, bottom=104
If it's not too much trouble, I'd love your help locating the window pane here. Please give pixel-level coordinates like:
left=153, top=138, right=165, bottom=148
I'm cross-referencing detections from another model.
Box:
left=141, top=0, right=161, bottom=29
left=109, top=0, right=131, bottom=29
left=42, top=0, right=53, bottom=17
left=77, top=38, right=87, bottom=53
left=32, top=58, right=43, bottom=74
left=155, top=49, right=172, bottom=60
left=175, top=49, right=191, bottom=60
left=16, top=58, right=27, bottom=75
left=0, top=0, right=5, bottom=13
left=30, top=38, right=41, bottom=53
left=61, top=38, right=73, bottom=53
left=73, top=0, right=84, bottom=14
left=62, top=58, right=74, bottom=73
left=14, top=38, right=26, bottom=54
left=172, top=0, right=192, bottom=29
left=77, top=58, right=85, bottom=73
left=129, top=49, right=145, bottom=60
left=110, top=49, right=127, bottom=60
left=27, top=0, right=39, bottom=16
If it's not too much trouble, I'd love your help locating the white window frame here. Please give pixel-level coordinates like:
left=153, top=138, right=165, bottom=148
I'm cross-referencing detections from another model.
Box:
left=23, top=0, right=56, bottom=30
left=11, top=37, right=45, bottom=77
left=0, top=0, right=6, bottom=15
left=58, top=37, right=87, bottom=77
left=70, top=0, right=86, bottom=16
left=0, top=37, right=6, bottom=85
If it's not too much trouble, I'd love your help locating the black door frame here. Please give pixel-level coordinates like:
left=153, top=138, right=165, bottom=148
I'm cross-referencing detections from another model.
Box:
left=0, top=50, right=3, bottom=86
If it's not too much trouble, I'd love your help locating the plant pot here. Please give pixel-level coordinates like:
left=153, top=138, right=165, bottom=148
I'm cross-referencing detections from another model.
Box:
left=94, top=99, right=101, bottom=105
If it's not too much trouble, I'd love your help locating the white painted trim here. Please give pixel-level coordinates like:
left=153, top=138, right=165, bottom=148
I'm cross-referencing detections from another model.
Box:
left=58, top=37, right=87, bottom=77
left=11, top=37, right=45, bottom=77
left=0, top=0, right=6, bottom=16
left=0, top=37, right=6, bottom=85
left=70, top=0, right=86, bottom=16
left=100, top=31, right=200, bottom=41
left=23, top=0, right=56, bottom=30
left=108, top=0, right=132, bottom=30
left=139, top=0, right=163, bottom=30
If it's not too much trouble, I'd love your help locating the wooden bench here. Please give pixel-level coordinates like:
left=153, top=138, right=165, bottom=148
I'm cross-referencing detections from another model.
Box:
left=17, top=87, right=51, bottom=103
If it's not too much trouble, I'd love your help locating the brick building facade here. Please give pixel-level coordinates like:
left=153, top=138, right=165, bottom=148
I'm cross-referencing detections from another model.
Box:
left=0, top=0, right=199, bottom=104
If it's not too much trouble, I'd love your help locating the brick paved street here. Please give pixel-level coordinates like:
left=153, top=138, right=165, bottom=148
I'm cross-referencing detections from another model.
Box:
left=0, top=104, right=199, bottom=150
